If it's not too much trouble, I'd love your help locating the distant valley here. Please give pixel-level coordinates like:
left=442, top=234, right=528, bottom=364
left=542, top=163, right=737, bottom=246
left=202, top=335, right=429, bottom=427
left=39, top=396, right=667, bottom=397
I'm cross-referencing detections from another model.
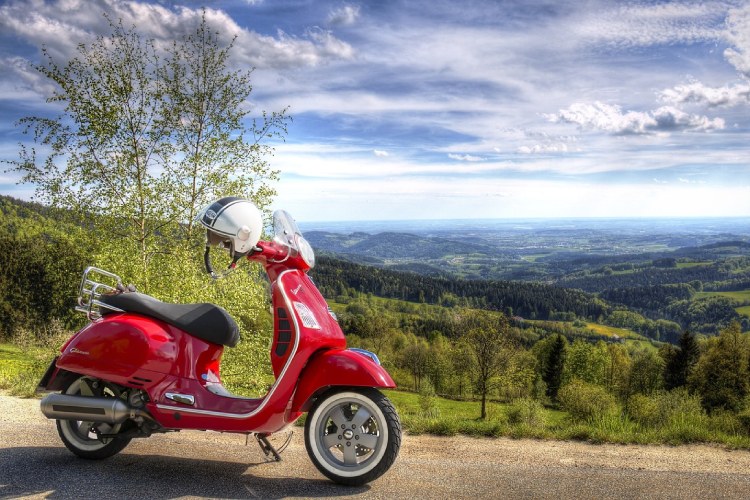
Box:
left=305, top=217, right=750, bottom=338
left=303, top=217, right=750, bottom=280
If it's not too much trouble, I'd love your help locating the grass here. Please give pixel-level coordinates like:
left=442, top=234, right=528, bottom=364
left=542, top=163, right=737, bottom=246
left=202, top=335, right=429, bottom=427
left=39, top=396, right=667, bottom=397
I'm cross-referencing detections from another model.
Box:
left=521, top=253, right=551, bottom=263
left=0, top=342, right=56, bottom=397
left=384, top=389, right=750, bottom=448
left=583, top=322, right=641, bottom=339
left=5, top=339, right=750, bottom=448
left=676, top=261, right=712, bottom=269
left=695, top=290, right=750, bottom=302
left=694, top=290, right=750, bottom=317
left=526, top=319, right=649, bottom=342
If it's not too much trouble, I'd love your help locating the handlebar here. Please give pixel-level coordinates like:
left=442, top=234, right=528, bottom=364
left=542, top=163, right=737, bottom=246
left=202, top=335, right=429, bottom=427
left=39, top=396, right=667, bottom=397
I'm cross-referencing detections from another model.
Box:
left=204, top=240, right=308, bottom=279
left=247, top=240, right=290, bottom=263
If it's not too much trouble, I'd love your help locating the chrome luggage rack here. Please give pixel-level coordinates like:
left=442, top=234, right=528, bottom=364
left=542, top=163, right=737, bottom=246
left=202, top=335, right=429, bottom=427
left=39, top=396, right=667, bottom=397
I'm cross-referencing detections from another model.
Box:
left=75, top=266, right=125, bottom=320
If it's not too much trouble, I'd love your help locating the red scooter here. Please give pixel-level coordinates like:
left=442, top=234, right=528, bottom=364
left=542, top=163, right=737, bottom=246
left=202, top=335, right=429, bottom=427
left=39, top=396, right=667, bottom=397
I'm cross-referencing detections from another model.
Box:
left=38, top=198, right=401, bottom=486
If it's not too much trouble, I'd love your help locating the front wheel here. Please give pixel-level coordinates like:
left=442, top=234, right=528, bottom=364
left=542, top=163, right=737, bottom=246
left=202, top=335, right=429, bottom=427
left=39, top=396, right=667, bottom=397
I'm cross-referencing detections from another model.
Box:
left=305, top=388, right=401, bottom=486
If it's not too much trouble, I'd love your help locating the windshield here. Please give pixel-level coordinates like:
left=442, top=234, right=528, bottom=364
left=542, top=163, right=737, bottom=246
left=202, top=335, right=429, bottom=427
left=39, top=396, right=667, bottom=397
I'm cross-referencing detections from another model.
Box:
left=273, top=210, right=302, bottom=249
left=272, top=210, right=315, bottom=268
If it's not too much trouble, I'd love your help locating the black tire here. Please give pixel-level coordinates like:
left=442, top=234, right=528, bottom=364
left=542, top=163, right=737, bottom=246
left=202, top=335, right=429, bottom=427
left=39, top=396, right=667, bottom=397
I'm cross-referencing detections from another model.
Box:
left=55, top=377, right=132, bottom=459
left=304, top=388, right=401, bottom=486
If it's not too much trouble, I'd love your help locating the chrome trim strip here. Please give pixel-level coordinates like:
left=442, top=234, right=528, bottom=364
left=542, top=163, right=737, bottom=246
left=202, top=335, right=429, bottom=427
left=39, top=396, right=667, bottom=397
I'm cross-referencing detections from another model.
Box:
left=155, top=403, right=253, bottom=419
left=156, top=269, right=301, bottom=420
left=349, top=348, right=381, bottom=366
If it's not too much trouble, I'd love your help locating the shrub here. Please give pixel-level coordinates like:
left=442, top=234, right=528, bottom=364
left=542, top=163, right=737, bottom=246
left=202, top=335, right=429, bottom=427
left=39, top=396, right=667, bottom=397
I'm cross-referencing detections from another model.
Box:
left=627, top=393, right=660, bottom=427
left=485, top=402, right=504, bottom=421
left=426, top=417, right=458, bottom=436
left=506, top=397, right=546, bottom=428
left=659, top=388, right=707, bottom=430
left=558, top=379, right=618, bottom=422
left=418, top=380, right=440, bottom=418
left=457, top=418, right=507, bottom=438
left=737, top=409, right=750, bottom=434
left=710, top=410, right=744, bottom=436
left=626, top=389, right=709, bottom=442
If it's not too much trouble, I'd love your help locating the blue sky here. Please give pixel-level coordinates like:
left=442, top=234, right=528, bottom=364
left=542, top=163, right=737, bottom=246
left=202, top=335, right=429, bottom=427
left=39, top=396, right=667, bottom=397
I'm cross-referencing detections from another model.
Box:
left=1, top=0, right=749, bottom=221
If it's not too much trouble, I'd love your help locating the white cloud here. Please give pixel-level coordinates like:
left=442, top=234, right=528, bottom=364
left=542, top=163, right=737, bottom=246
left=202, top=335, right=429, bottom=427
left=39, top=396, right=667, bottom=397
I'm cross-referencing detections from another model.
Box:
left=373, top=149, right=389, bottom=157
left=0, top=0, right=353, bottom=70
left=549, top=101, right=724, bottom=135
left=276, top=175, right=750, bottom=221
left=328, top=4, right=360, bottom=26
left=724, top=4, right=750, bottom=77
left=660, top=81, right=750, bottom=107
left=574, top=1, right=727, bottom=48
left=448, top=153, right=484, bottom=162
left=0, top=56, right=58, bottom=101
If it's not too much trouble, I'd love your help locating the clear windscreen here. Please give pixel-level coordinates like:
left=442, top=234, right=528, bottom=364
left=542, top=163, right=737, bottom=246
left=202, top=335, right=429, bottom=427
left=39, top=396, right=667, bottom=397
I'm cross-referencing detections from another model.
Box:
left=273, top=210, right=302, bottom=251
left=272, top=210, right=315, bottom=268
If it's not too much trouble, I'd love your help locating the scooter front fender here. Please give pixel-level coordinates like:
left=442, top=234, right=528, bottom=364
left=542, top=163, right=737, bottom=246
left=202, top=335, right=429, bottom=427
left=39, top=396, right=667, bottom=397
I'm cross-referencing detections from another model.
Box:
left=292, top=348, right=396, bottom=412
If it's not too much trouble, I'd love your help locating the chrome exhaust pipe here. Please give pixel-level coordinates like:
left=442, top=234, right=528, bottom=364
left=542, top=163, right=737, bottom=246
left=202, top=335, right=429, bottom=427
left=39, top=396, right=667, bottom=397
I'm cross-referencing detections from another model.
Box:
left=41, top=394, right=133, bottom=424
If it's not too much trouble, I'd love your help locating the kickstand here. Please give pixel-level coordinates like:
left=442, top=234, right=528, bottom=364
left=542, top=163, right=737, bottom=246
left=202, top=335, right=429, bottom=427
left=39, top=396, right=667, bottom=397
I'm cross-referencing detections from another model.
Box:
left=256, top=433, right=282, bottom=462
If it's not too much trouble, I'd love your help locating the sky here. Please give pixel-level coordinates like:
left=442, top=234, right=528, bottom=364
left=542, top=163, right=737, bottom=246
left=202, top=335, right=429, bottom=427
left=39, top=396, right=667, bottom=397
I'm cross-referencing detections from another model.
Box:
left=0, top=0, right=749, bottom=221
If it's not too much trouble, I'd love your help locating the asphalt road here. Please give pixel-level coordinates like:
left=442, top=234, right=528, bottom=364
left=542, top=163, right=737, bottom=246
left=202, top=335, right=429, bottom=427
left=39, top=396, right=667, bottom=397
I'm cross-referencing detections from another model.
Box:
left=3, top=395, right=750, bottom=499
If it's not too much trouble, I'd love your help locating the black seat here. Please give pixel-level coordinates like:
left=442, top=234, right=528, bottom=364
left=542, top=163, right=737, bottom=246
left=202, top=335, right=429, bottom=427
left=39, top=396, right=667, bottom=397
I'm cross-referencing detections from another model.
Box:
left=100, top=292, right=240, bottom=347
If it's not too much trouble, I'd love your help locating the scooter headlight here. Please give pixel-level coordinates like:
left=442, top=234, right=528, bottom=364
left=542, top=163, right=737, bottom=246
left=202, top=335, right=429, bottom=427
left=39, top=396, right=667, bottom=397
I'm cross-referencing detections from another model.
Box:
left=297, top=236, right=316, bottom=269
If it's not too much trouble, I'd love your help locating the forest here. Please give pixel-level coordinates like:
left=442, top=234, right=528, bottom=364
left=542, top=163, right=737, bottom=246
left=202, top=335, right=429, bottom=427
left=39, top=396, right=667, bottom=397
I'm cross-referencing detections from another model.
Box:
left=4, top=194, right=750, bottom=440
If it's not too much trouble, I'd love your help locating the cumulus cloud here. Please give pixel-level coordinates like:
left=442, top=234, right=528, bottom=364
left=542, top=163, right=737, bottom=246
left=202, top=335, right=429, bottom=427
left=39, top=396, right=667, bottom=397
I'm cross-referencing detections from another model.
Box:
left=448, top=153, right=484, bottom=162
left=724, top=4, right=750, bottom=77
left=660, top=81, right=750, bottom=107
left=328, top=4, right=360, bottom=26
left=549, top=101, right=724, bottom=135
left=0, top=0, right=353, bottom=69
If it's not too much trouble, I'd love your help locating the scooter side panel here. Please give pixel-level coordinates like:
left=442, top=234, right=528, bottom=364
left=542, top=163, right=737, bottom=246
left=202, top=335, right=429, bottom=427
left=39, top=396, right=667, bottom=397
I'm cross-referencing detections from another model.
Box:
left=291, top=348, right=397, bottom=412
left=55, top=313, right=205, bottom=389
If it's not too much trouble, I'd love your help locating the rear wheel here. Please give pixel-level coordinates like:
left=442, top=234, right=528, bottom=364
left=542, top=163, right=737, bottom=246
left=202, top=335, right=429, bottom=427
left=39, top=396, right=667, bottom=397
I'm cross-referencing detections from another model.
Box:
left=56, top=377, right=132, bottom=459
left=305, top=388, right=401, bottom=486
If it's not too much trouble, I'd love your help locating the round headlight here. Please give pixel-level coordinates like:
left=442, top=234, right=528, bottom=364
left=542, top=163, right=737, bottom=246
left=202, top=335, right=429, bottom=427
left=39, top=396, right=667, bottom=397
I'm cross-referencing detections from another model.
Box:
left=297, top=235, right=316, bottom=268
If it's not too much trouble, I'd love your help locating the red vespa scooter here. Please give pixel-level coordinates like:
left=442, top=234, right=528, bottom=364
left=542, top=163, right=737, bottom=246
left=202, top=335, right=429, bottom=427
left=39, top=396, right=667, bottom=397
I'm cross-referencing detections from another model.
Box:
left=38, top=197, right=401, bottom=486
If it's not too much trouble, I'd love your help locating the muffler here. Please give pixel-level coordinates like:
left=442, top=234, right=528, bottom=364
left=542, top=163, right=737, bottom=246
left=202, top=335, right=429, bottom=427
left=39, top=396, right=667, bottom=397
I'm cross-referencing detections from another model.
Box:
left=40, top=394, right=133, bottom=424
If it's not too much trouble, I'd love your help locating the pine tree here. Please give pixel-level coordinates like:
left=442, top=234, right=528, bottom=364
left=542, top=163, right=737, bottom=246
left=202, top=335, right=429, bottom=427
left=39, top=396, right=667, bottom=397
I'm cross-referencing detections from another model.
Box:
left=664, top=330, right=700, bottom=390
left=543, top=334, right=567, bottom=401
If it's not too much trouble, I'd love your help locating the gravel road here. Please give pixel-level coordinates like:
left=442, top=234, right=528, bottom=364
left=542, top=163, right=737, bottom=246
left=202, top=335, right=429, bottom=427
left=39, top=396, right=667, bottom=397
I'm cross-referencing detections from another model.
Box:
left=2, top=394, right=750, bottom=499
